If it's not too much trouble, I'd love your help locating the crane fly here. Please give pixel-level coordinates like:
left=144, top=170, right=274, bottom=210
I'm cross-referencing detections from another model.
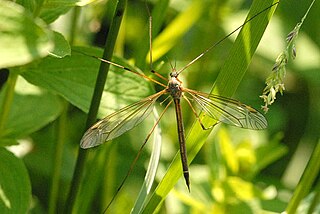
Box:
left=80, top=59, right=268, bottom=191
left=79, top=3, right=273, bottom=191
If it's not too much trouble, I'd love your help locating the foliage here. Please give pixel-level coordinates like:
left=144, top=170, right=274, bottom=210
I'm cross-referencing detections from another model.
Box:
left=0, top=0, right=319, bottom=213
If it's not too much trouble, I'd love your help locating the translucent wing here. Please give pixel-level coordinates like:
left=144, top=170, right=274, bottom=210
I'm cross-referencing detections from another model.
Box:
left=81, top=90, right=166, bottom=148
left=183, top=88, right=267, bottom=130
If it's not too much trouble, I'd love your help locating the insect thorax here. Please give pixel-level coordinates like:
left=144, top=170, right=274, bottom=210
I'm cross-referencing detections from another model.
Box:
left=167, top=77, right=182, bottom=99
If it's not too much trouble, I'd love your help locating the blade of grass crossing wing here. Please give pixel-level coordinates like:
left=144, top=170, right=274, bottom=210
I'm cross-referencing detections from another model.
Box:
left=141, top=0, right=279, bottom=213
left=131, top=108, right=162, bottom=214
left=212, top=0, right=280, bottom=97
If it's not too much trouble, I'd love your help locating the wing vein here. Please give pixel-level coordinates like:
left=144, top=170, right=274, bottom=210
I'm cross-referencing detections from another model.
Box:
left=183, top=88, right=267, bottom=130
left=80, top=90, right=167, bottom=148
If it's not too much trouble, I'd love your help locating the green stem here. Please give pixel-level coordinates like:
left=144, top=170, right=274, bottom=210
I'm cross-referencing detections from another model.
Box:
left=64, top=0, right=127, bottom=213
left=286, top=139, right=320, bottom=214
left=49, top=7, right=80, bottom=212
left=48, top=102, right=67, bottom=214
left=284, top=1, right=317, bottom=213
left=307, top=181, right=320, bottom=214
left=0, top=72, right=18, bottom=134
left=69, top=6, right=81, bottom=45
left=49, top=5, right=80, bottom=212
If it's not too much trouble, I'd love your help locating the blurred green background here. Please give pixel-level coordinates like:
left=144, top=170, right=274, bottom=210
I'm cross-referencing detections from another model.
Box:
left=0, top=0, right=319, bottom=213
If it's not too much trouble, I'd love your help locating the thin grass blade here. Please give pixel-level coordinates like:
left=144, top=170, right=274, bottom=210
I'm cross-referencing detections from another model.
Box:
left=141, top=0, right=279, bottom=213
left=131, top=108, right=162, bottom=214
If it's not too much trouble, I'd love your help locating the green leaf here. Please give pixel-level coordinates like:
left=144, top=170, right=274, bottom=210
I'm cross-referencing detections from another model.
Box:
left=15, top=0, right=37, bottom=13
left=49, top=31, right=71, bottom=58
left=216, top=127, right=239, bottom=174
left=141, top=0, right=279, bottom=213
left=39, top=3, right=73, bottom=24
left=0, top=77, right=63, bottom=140
left=255, top=133, right=287, bottom=174
left=21, top=46, right=154, bottom=117
left=38, top=0, right=100, bottom=24
left=0, top=148, right=31, bottom=213
left=0, top=1, right=54, bottom=68
left=286, top=138, right=320, bottom=214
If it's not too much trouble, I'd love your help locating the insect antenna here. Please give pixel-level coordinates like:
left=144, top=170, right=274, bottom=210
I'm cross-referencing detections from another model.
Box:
left=176, top=1, right=280, bottom=75
left=145, top=2, right=169, bottom=82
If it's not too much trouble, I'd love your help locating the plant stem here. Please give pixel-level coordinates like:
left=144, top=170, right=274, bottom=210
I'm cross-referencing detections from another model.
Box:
left=64, top=0, right=127, bottom=213
left=48, top=101, right=67, bottom=214
left=69, top=6, right=81, bottom=45
left=49, top=8, right=80, bottom=212
left=0, top=72, right=18, bottom=134
left=307, top=181, right=320, bottom=214
left=286, top=139, right=320, bottom=214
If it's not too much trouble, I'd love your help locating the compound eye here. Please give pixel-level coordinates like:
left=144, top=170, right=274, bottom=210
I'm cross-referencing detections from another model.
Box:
left=170, top=71, right=177, bottom=77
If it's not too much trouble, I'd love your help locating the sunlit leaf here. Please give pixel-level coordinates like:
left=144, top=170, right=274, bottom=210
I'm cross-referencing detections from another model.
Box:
left=48, top=31, right=71, bottom=58
left=0, top=77, right=63, bottom=140
left=21, top=46, right=154, bottom=118
left=0, top=148, right=31, bottom=213
left=0, top=1, right=53, bottom=68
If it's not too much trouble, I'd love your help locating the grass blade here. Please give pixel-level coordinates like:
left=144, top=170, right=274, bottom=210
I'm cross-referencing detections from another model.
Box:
left=141, top=0, right=279, bottom=213
left=131, top=108, right=162, bottom=214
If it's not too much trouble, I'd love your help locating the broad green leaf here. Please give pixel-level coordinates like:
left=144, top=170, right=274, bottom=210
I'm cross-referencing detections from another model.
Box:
left=0, top=148, right=31, bottom=213
left=41, top=0, right=99, bottom=7
left=21, top=46, right=154, bottom=118
left=49, top=31, right=71, bottom=58
left=0, top=1, right=53, bottom=69
left=39, top=2, right=73, bottom=24
left=38, top=0, right=100, bottom=24
left=15, top=0, right=37, bottom=13
left=0, top=77, right=63, bottom=140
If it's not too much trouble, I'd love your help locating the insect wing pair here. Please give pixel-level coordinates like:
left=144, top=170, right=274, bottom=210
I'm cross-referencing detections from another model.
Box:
left=80, top=86, right=267, bottom=149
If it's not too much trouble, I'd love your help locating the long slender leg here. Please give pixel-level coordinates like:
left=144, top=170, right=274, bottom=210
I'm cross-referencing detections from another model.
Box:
left=103, top=100, right=173, bottom=213
left=173, top=98, right=190, bottom=191
left=73, top=49, right=167, bottom=88
left=148, top=13, right=153, bottom=72
left=183, top=94, right=216, bottom=130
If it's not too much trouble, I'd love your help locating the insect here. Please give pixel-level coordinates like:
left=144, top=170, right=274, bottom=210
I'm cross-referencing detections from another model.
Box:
left=80, top=62, right=267, bottom=189
left=79, top=2, right=275, bottom=192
